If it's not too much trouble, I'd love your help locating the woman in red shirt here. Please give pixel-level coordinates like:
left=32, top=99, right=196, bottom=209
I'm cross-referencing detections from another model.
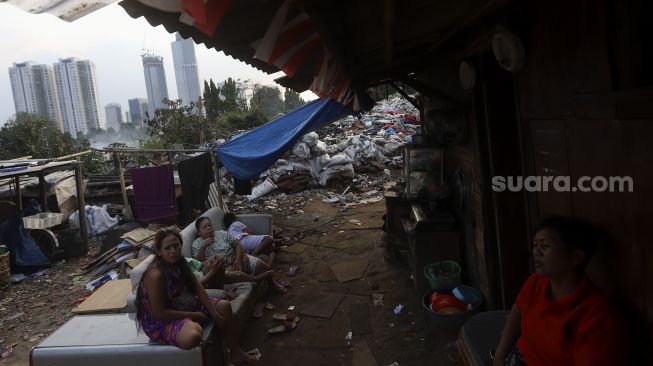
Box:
left=493, top=216, right=627, bottom=366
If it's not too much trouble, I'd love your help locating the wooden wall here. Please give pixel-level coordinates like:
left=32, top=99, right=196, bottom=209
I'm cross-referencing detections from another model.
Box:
left=515, top=0, right=653, bottom=356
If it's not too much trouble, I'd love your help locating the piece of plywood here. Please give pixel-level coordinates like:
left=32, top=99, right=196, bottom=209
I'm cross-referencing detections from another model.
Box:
left=72, top=279, right=131, bottom=314
left=300, top=292, right=345, bottom=319
left=330, top=259, right=369, bottom=283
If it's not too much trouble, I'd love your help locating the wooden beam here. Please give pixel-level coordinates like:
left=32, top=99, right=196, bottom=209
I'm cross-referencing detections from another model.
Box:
left=384, top=0, right=395, bottom=66
left=74, top=164, right=90, bottom=254
left=389, top=82, right=420, bottom=109
left=402, top=76, right=461, bottom=107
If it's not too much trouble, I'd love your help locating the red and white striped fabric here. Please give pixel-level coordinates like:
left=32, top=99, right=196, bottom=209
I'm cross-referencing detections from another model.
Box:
left=179, top=0, right=232, bottom=37
left=253, top=0, right=320, bottom=77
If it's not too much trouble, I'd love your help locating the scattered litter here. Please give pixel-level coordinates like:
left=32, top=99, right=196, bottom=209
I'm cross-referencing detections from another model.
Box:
left=0, top=343, right=16, bottom=360
left=389, top=362, right=399, bottom=366
left=4, top=312, right=24, bottom=321
left=372, top=294, right=384, bottom=306
left=393, top=304, right=404, bottom=315
left=345, top=331, right=353, bottom=346
left=265, top=302, right=275, bottom=310
left=287, top=265, right=298, bottom=277
left=247, top=348, right=262, bottom=360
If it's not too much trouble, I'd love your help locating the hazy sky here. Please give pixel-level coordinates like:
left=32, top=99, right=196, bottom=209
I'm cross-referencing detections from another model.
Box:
left=0, top=2, right=315, bottom=126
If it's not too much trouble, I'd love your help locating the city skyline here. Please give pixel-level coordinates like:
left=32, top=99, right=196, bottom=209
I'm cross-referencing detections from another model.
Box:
left=0, top=3, right=315, bottom=127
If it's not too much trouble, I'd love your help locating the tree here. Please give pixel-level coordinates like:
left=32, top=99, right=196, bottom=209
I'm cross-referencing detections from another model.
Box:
left=284, top=88, right=305, bottom=112
left=0, top=113, right=78, bottom=159
left=147, top=98, right=215, bottom=147
left=250, top=85, right=284, bottom=118
left=203, top=79, right=221, bottom=121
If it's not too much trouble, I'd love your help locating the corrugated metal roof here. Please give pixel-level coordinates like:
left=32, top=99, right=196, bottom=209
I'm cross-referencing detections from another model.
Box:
left=119, top=0, right=283, bottom=75
left=3, top=0, right=118, bottom=21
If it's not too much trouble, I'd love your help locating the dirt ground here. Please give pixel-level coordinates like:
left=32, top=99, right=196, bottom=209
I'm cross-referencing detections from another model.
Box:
left=0, top=198, right=457, bottom=365
left=236, top=199, right=457, bottom=366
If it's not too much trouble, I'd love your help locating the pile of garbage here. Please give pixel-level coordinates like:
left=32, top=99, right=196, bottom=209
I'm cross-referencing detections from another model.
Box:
left=221, top=95, right=419, bottom=200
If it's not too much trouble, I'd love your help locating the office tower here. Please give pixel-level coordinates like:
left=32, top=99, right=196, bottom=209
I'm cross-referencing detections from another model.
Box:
left=105, top=103, right=123, bottom=130
left=77, top=60, right=104, bottom=130
left=53, top=57, right=104, bottom=136
left=124, top=111, right=131, bottom=123
left=128, top=97, right=149, bottom=127
left=171, top=32, right=201, bottom=107
left=141, top=53, right=169, bottom=117
left=8, top=61, right=62, bottom=130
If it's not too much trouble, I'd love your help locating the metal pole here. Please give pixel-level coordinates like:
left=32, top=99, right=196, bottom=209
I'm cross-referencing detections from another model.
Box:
left=74, top=164, right=90, bottom=254
left=94, top=148, right=210, bottom=154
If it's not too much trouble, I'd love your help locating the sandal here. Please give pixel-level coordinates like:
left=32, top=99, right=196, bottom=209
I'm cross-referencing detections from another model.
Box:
left=272, top=313, right=300, bottom=322
left=268, top=320, right=298, bottom=335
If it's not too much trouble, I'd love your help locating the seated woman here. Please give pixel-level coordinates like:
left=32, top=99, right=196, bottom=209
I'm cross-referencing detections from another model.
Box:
left=493, top=216, right=627, bottom=366
left=224, top=212, right=274, bottom=256
left=135, top=228, right=256, bottom=364
left=193, top=217, right=283, bottom=290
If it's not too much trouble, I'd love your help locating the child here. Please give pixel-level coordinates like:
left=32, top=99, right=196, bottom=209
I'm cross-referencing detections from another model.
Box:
left=224, top=212, right=275, bottom=256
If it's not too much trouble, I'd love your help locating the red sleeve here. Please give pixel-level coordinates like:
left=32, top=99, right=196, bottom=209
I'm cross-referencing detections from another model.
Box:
left=573, top=302, right=627, bottom=366
left=515, top=273, right=540, bottom=310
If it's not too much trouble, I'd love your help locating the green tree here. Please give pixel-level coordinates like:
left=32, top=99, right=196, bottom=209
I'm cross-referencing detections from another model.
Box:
left=0, top=113, right=78, bottom=159
left=147, top=98, right=214, bottom=147
left=218, top=109, right=266, bottom=131
left=250, top=84, right=284, bottom=118
left=283, top=88, right=305, bottom=112
left=203, top=79, right=221, bottom=121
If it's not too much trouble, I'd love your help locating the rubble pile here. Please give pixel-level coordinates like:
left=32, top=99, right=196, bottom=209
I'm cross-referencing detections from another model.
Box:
left=221, top=96, right=419, bottom=201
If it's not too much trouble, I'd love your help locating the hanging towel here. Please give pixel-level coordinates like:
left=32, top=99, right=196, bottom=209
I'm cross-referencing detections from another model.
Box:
left=178, top=153, right=215, bottom=223
left=129, top=164, right=178, bottom=222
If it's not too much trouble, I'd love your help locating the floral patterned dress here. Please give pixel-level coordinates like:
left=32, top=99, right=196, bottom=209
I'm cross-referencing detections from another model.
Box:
left=137, top=261, right=220, bottom=346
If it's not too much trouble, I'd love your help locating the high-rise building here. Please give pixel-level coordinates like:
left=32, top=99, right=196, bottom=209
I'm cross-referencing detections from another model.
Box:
left=53, top=57, right=104, bottom=136
left=128, top=98, right=148, bottom=127
left=77, top=60, right=104, bottom=131
left=141, top=53, right=169, bottom=117
left=105, top=103, right=122, bottom=130
left=171, top=32, right=201, bottom=107
left=9, top=61, right=62, bottom=130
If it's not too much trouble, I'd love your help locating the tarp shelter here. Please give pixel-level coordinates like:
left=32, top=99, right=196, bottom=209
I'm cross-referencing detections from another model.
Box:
left=215, top=97, right=351, bottom=180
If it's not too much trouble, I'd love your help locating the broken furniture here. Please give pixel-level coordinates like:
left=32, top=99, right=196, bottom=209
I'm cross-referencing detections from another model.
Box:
left=0, top=160, right=90, bottom=260
left=50, top=206, right=274, bottom=366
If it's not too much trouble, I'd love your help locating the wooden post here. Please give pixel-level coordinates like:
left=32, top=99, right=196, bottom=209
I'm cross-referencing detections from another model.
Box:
left=14, top=176, right=22, bottom=211
left=113, top=153, right=133, bottom=220
left=38, top=174, right=48, bottom=212
left=210, top=153, right=226, bottom=212
left=74, top=163, right=90, bottom=253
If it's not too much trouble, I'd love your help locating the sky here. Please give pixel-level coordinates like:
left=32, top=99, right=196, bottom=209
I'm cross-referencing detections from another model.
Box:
left=0, top=2, right=315, bottom=127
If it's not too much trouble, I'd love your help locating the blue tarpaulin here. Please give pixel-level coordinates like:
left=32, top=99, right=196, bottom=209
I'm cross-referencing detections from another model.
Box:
left=215, top=97, right=351, bottom=180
